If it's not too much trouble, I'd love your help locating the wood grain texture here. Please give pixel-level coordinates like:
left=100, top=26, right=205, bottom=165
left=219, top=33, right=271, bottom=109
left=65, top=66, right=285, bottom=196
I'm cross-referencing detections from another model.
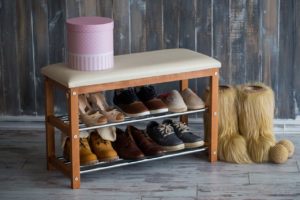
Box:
left=145, top=0, right=163, bottom=51
left=163, top=0, right=179, bottom=49
left=278, top=0, right=295, bottom=118
left=244, top=0, right=260, bottom=82
left=130, top=0, right=146, bottom=53
left=229, top=0, right=247, bottom=84
left=16, top=0, right=36, bottom=115
left=294, top=0, right=300, bottom=116
left=213, top=0, right=230, bottom=85
left=1, top=129, right=299, bottom=198
left=96, top=0, right=113, bottom=18
left=113, top=0, right=130, bottom=55
left=32, top=0, right=50, bottom=115
left=0, top=0, right=299, bottom=118
left=0, top=0, right=21, bottom=115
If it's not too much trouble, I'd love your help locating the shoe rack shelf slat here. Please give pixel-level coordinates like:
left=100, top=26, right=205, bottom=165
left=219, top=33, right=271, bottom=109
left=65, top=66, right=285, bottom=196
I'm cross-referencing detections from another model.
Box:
left=41, top=48, right=221, bottom=189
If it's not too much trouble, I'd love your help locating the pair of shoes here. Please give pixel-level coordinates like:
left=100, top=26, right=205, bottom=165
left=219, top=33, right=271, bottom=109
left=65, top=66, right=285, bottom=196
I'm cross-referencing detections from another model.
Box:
left=89, top=129, right=119, bottom=162
left=146, top=119, right=204, bottom=152
left=113, top=126, right=165, bottom=160
left=113, top=85, right=168, bottom=117
left=159, top=88, right=205, bottom=112
left=63, top=136, right=99, bottom=166
left=63, top=129, right=119, bottom=165
left=88, top=92, right=125, bottom=122
left=78, top=93, right=125, bottom=127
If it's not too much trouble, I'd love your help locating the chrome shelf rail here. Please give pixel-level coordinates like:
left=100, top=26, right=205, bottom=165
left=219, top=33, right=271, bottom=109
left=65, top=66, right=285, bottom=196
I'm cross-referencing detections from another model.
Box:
left=59, top=147, right=207, bottom=174
left=58, top=108, right=207, bottom=131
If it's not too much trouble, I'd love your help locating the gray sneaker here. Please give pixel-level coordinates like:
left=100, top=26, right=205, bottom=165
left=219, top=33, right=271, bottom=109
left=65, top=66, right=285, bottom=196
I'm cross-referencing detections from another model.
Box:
left=146, top=121, right=185, bottom=152
left=162, top=119, right=204, bottom=148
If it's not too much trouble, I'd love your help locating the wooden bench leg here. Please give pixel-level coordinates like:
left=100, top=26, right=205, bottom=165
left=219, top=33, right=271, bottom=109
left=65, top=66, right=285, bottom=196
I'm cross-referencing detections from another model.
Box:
left=209, top=69, right=219, bottom=162
left=45, top=78, right=56, bottom=170
left=68, top=89, right=80, bottom=189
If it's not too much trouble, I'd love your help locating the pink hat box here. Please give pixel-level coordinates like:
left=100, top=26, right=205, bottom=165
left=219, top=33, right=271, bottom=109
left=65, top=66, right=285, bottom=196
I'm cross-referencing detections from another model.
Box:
left=66, top=16, right=114, bottom=71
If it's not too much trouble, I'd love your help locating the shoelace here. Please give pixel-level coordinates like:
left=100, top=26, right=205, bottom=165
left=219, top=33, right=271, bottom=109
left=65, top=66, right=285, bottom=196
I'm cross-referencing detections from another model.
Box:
left=158, top=124, right=174, bottom=137
left=80, top=139, right=90, bottom=149
left=173, top=122, right=190, bottom=134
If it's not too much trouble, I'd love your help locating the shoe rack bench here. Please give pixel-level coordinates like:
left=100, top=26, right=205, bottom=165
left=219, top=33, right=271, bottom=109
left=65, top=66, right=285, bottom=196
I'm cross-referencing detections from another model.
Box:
left=41, top=48, right=221, bottom=189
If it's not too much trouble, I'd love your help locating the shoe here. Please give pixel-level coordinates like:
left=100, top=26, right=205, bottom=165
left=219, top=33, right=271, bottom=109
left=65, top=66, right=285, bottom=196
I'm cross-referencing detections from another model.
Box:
left=127, top=125, right=165, bottom=156
left=78, top=94, right=107, bottom=126
left=112, top=128, right=145, bottom=160
left=181, top=88, right=205, bottom=110
left=135, top=85, right=168, bottom=114
left=63, top=137, right=98, bottom=166
left=89, top=131, right=119, bottom=162
left=158, top=90, right=187, bottom=112
left=146, top=121, right=184, bottom=152
left=113, top=88, right=150, bottom=117
left=163, top=119, right=204, bottom=148
left=88, top=92, right=125, bottom=122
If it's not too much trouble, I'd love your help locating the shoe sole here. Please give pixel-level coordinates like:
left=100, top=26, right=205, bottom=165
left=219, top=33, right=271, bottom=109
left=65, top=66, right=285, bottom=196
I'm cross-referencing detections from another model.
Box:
left=149, top=108, right=169, bottom=114
left=98, top=156, right=119, bottom=162
left=124, top=110, right=151, bottom=118
left=187, top=105, right=205, bottom=110
left=162, top=143, right=185, bottom=152
left=184, top=141, right=205, bottom=148
left=169, top=107, right=188, bottom=113
left=80, top=160, right=99, bottom=166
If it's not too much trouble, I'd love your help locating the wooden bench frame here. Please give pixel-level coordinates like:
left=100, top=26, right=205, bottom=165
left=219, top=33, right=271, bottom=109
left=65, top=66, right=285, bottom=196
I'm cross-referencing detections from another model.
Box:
left=44, top=67, right=219, bottom=189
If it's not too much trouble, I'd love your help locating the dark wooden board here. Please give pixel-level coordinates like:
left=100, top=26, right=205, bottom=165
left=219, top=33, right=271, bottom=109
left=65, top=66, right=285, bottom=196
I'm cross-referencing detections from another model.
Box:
left=294, top=0, right=300, bottom=116
left=96, top=0, right=113, bottom=18
left=113, top=0, right=130, bottom=55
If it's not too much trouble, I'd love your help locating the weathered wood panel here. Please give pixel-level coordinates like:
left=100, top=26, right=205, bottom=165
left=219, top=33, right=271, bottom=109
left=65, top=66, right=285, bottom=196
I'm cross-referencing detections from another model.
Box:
left=130, top=0, right=146, bottom=53
left=213, top=0, right=230, bottom=85
left=0, top=0, right=299, bottom=118
left=294, top=0, right=300, bottom=116
left=277, top=0, right=295, bottom=118
left=163, top=0, right=179, bottom=49
left=244, top=0, right=260, bottom=82
left=0, top=0, right=21, bottom=115
left=16, top=0, right=36, bottom=115
left=32, top=0, right=50, bottom=115
left=145, top=0, right=163, bottom=51
left=113, top=0, right=130, bottom=55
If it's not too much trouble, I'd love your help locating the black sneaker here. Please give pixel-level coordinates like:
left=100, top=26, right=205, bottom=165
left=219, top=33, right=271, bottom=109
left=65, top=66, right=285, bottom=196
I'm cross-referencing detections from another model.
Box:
left=146, top=121, right=184, bottom=152
left=113, top=88, right=150, bottom=117
left=162, top=119, right=204, bottom=148
left=135, top=85, right=168, bottom=114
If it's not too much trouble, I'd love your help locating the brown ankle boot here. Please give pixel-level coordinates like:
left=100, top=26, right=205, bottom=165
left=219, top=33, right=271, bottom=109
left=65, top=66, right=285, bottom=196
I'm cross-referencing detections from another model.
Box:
left=89, top=131, right=119, bottom=162
left=63, top=137, right=98, bottom=166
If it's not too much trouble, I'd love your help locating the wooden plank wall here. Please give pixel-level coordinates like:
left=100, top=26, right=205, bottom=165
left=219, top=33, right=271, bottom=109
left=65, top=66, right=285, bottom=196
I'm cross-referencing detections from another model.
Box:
left=0, top=0, right=299, bottom=119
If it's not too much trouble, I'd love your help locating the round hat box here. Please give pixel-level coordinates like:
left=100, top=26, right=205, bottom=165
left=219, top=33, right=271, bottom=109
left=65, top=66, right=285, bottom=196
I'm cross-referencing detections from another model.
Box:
left=66, top=16, right=114, bottom=71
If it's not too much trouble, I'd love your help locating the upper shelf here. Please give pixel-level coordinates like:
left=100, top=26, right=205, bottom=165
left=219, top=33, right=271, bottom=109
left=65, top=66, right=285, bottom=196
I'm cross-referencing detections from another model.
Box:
left=58, top=108, right=207, bottom=131
left=41, top=48, right=221, bottom=88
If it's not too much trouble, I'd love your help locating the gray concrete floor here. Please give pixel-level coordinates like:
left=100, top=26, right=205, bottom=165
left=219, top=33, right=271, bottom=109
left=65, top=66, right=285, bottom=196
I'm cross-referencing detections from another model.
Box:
left=0, top=128, right=299, bottom=200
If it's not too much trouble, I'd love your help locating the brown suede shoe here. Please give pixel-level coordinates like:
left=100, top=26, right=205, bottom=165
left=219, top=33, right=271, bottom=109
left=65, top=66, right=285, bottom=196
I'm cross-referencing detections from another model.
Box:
left=89, top=131, right=119, bottom=162
left=113, top=128, right=145, bottom=160
left=63, top=137, right=98, bottom=166
left=127, top=125, right=165, bottom=156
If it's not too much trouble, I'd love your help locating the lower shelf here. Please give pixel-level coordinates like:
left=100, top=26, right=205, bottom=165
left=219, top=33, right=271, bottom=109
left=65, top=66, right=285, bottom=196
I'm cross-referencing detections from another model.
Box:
left=59, top=146, right=207, bottom=174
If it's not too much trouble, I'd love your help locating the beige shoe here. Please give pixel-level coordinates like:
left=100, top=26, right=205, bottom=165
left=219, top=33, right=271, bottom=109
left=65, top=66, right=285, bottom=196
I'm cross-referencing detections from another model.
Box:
left=89, top=92, right=125, bottom=122
left=159, top=90, right=187, bottom=112
left=181, top=88, right=205, bottom=110
left=78, top=95, right=107, bottom=126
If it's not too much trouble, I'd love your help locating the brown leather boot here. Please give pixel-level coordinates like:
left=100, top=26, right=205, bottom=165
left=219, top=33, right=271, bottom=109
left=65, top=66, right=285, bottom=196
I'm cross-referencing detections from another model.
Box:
left=89, top=131, right=119, bottom=162
left=127, top=125, right=165, bottom=156
left=112, top=128, right=145, bottom=160
left=63, top=137, right=98, bottom=166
